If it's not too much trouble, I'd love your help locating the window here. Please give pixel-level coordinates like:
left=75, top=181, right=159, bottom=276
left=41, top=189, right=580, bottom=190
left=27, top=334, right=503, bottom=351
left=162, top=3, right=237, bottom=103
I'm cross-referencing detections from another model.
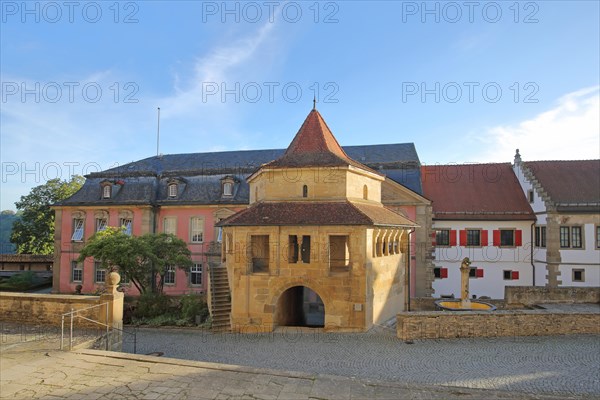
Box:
left=363, top=185, right=368, bottom=200
left=190, top=264, right=202, bottom=285
left=433, top=267, right=448, bottom=279
left=71, top=261, right=83, bottom=283
left=466, top=230, right=480, bottom=247
left=535, top=226, right=546, bottom=248
left=571, top=227, right=583, bottom=249
left=503, top=270, right=519, bottom=280
left=168, top=183, right=177, bottom=198
left=527, top=189, right=534, bottom=203
left=94, top=261, right=106, bottom=284
left=71, top=218, right=84, bottom=241
left=500, top=229, right=515, bottom=247
left=572, top=269, right=585, bottom=282
left=190, top=217, right=204, bottom=243
left=469, top=267, right=484, bottom=278
left=103, top=185, right=111, bottom=199
left=120, top=218, right=132, bottom=235
left=301, top=235, right=311, bottom=263
left=329, top=235, right=350, bottom=271
left=560, top=227, right=570, bottom=248
left=163, top=217, right=177, bottom=235
left=288, top=235, right=299, bottom=263
left=164, top=266, right=175, bottom=285
left=302, top=185, right=308, bottom=198
left=596, top=226, right=600, bottom=249
left=435, top=229, right=450, bottom=246
left=96, top=218, right=107, bottom=232
left=250, top=235, right=270, bottom=273
left=223, top=182, right=233, bottom=196
left=560, top=226, right=584, bottom=249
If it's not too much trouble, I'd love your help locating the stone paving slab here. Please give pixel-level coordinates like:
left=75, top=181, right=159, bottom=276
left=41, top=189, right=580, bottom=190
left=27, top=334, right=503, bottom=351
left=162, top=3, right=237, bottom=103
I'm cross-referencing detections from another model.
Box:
left=0, top=339, right=586, bottom=400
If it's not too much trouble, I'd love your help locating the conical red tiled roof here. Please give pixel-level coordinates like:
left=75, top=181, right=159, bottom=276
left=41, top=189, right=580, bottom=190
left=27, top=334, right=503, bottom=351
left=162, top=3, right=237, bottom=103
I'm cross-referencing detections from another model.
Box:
left=265, top=109, right=377, bottom=172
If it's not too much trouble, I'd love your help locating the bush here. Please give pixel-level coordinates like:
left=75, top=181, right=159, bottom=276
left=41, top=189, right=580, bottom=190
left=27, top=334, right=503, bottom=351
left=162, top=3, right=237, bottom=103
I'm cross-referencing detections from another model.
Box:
left=133, top=293, right=172, bottom=319
left=0, top=271, right=36, bottom=291
left=180, top=294, right=209, bottom=323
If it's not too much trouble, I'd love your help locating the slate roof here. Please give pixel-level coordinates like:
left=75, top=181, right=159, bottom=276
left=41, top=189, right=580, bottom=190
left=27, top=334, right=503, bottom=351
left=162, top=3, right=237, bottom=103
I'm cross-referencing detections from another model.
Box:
left=217, top=201, right=417, bottom=227
left=523, top=160, right=600, bottom=212
left=421, top=163, right=535, bottom=221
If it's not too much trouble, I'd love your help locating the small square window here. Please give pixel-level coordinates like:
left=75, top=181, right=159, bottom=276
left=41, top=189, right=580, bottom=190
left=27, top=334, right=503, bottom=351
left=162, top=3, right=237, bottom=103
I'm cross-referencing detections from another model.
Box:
left=572, top=269, right=585, bottom=282
left=527, top=189, right=534, bottom=203
left=469, top=268, right=476, bottom=278
left=503, top=270, right=512, bottom=280
left=434, top=267, right=441, bottom=278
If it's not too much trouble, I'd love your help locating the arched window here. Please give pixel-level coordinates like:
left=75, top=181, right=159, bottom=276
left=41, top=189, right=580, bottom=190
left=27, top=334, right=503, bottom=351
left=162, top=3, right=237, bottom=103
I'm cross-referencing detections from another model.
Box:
left=102, top=185, right=111, bottom=199
left=302, top=185, right=308, bottom=198
left=168, top=183, right=177, bottom=198
left=363, top=185, right=368, bottom=200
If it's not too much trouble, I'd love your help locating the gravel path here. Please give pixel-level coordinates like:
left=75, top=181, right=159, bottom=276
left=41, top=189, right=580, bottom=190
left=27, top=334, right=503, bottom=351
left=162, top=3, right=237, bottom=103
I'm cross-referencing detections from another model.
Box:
left=123, top=327, right=600, bottom=397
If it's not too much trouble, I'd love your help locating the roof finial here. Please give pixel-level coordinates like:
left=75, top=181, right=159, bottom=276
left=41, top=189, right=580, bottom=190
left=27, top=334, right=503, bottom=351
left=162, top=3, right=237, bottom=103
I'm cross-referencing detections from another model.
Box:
left=514, top=148, right=522, bottom=165
left=313, top=95, right=316, bottom=110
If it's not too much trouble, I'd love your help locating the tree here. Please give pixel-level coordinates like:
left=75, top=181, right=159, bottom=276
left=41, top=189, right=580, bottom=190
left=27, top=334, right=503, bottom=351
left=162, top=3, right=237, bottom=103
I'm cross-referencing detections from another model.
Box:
left=10, top=176, right=84, bottom=255
left=77, top=227, right=192, bottom=294
left=0, top=210, right=20, bottom=254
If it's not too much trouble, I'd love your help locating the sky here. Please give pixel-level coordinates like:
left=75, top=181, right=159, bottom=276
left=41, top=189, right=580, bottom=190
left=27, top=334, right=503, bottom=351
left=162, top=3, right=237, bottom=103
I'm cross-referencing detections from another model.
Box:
left=1, top=0, right=599, bottom=211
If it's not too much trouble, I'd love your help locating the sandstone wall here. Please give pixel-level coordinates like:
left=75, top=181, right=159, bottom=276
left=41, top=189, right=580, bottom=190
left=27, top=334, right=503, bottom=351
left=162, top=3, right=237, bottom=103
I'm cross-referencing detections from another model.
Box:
left=505, top=286, right=600, bottom=306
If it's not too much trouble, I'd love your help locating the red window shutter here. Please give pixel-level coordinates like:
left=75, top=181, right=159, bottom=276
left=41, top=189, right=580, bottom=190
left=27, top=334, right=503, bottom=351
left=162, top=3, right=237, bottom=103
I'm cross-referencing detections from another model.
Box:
left=441, top=268, right=448, bottom=279
left=450, top=230, right=457, bottom=246
left=515, top=230, right=522, bottom=246
left=493, top=230, right=501, bottom=246
left=476, top=268, right=484, bottom=278
left=512, top=270, right=519, bottom=280
left=431, top=232, right=436, bottom=246
left=481, top=230, right=488, bottom=246
left=459, top=230, right=467, bottom=246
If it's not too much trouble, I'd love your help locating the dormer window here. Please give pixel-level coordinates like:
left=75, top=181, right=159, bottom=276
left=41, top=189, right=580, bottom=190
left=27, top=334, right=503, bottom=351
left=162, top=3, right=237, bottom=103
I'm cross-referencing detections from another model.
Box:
left=223, top=182, right=233, bottom=196
left=168, top=183, right=177, bottom=198
left=102, top=184, right=111, bottom=199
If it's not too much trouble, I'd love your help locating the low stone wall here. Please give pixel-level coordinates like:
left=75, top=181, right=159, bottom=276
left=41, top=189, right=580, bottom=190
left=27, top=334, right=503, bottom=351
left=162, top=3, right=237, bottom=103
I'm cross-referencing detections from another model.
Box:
left=505, top=286, right=600, bottom=306
left=397, top=310, right=600, bottom=340
left=0, top=292, right=114, bottom=329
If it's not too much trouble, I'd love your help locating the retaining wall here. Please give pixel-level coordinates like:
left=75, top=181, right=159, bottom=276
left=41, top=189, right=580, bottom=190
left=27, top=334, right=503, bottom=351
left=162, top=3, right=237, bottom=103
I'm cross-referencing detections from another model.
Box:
left=397, top=310, right=600, bottom=340
left=505, top=286, right=600, bottom=306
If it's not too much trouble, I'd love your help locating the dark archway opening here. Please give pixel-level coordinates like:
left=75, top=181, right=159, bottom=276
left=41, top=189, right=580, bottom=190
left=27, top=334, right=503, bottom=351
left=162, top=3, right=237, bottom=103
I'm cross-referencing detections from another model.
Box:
left=276, top=286, right=324, bottom=327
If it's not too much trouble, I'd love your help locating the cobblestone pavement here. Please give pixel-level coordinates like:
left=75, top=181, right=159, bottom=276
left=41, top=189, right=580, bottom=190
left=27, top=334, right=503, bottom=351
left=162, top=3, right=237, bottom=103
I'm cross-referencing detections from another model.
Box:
left=0, top=336, right=590, bottom=400
left=123, top=328, right=600, bottom=398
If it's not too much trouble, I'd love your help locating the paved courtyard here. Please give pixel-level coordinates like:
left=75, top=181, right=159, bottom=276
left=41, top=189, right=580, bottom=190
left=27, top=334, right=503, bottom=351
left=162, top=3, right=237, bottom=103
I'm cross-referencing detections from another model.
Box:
left=123, top=328, right=600, bottom=398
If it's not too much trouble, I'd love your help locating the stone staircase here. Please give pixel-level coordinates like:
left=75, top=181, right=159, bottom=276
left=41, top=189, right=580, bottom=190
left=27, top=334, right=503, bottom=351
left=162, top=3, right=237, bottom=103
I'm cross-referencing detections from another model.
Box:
left=209, top=265, right=231, bottom=332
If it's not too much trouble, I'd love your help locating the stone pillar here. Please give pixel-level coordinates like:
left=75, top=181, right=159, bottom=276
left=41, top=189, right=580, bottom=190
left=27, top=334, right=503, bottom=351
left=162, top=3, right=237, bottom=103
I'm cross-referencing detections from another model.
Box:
left=545, top=212, right=562, bottom=287
left=52, top=208, right=63, bottom=293
left=99, top=271, right=124, bottom=351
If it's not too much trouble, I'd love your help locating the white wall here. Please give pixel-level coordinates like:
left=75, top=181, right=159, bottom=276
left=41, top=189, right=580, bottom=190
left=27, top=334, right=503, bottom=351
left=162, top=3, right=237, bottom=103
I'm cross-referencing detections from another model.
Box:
left=513, top=162, right=546, bottom=213
left=432, top=220, right=534, bottom=299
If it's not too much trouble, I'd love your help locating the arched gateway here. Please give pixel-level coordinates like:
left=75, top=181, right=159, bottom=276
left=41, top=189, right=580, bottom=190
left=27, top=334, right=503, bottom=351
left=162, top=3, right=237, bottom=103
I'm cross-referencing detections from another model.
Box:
left=275, top=286, right=325, bottom=328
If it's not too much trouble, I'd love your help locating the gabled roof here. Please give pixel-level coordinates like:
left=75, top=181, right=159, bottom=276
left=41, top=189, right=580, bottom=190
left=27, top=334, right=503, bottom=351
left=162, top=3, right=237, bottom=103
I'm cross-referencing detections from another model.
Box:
left=263, top=109, right=379, bottom=173
left=523, top=160, right=600, bottom=211
left=217, top=201, right=417, bottom=227
left=421, top=163, right=535, bottom=221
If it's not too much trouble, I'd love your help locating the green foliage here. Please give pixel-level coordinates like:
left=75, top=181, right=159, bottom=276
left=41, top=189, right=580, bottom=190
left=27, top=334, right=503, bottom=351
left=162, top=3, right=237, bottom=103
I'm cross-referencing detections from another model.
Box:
left=10, top=176, right=84, bottom=254
left=180, top=294, right=209, bottom=322
left=0, top=271, right=48, bottom=291
left=0, top=211, right=20, bottom=254
left=134, top=292, right=172, bottom=318
left=128, top=293, right=209, bottom=327
left=77, top=228, right=192, bottom=294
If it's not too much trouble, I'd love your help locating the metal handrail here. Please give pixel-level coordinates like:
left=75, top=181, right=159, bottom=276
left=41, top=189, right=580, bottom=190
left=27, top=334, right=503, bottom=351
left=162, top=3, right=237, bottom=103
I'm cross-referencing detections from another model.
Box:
left=60, top=303, right=136, bottom=353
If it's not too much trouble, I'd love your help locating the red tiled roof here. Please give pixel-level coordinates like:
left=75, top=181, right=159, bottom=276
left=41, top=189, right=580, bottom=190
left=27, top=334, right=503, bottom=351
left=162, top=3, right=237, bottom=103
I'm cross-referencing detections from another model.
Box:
left=217, top=201, right=417, bottom=227
left=265, top=109, right=379, bottom=173
left=421, top=163, right=535, bottom=221
left=524, top=160, right=600, bottom=208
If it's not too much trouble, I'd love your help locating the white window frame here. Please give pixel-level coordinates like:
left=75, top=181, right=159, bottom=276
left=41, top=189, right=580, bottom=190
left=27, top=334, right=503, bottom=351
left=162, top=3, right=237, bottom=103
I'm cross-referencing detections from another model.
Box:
left=96, top=218, right=108, bottom=232
left=164, top=266, right=176, bottom=285
left=168, top=183, right=177, bottom=198
left=71, top=261, right=83, bottom=283
left=102, top=185, right=111, bottom=199
left=163, top=217, right=177, bottom=235
left=120, top=218, right=133, bottom=235
left=190, top=217, right=204, bottom=243
left=223, top=182, right=233, bottom=196
left=71, top=218, right=84, bottom=241
left=190, top=264, right=202, bottom=286
left=94, top=261, right=106, bottom=284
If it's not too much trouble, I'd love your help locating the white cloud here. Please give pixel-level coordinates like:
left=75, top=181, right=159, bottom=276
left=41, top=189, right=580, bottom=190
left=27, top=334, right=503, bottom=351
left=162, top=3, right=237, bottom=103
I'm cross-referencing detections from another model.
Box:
left=478, top=86, right=600, bottom=161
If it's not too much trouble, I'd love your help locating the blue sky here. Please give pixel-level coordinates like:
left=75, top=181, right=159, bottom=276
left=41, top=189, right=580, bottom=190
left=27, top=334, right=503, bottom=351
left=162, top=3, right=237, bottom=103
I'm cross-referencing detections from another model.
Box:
left=1, top=1, right=599, bottom=210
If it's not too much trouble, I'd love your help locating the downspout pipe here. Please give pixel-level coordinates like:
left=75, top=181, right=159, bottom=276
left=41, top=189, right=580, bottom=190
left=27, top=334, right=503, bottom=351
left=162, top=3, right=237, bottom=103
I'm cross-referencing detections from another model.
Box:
left=407, top=227, right=416, bottom=312
left=530, top=221, right=536, bottom=287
